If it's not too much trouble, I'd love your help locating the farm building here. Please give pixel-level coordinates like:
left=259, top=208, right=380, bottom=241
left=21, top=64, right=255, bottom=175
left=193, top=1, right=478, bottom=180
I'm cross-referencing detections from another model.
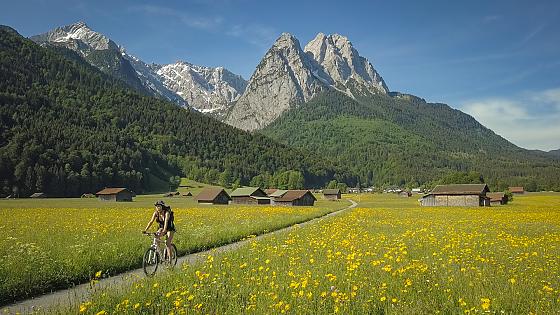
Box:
left=230, top=187, right=270, bottom=205
left=269, top=189, right=288, bottom=198
left=420, top=184, right=490, bottom=207
left=268, top=189, right=289, bottom=204
left=265, top=189, right=278, bottom=196
left=487, top=192, right=508, bottom=205
left=95, top=188, right=133, bottom=202
left=508, top=186, right=525, bottom=194
left=30, top=192, right=47, bottom=198
left=323, top=189, right=341, bottom=200
left=182, top=192, right=192, bottom=197
left=399, top=191, right=412, bottom=197
left=272, top=190, right=317, bottom=206
left=195, top=188, right=231, bottom=204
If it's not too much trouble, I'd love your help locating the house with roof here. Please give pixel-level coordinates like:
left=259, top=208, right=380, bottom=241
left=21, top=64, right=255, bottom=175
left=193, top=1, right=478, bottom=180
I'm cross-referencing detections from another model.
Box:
left=487, top=192, right=508, bottom=205
left=273, top=190, right=317, bottom=206
left=420, top=184, right=490, bottom=207
left=195, top=188, right=231, bottom=204
left=230, top=187, right=270, bottom=205
left=323, top=189, right=341, bottom=200
left=508, top=186, right=525, bottom=194
left=267, top=189, right=288, bottom=204
left=95, top=188, right=133, bottom=202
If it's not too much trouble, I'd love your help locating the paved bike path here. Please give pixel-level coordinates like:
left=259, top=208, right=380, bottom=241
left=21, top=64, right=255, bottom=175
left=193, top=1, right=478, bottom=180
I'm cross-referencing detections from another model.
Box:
left=1, top=199, right=357, bottom=314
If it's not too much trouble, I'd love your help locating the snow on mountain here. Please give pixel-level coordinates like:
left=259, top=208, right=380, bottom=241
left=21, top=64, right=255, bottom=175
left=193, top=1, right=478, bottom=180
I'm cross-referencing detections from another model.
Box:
left=156, top=61, right=247, bottom=117
left=31, top=21, right=246, bottom=114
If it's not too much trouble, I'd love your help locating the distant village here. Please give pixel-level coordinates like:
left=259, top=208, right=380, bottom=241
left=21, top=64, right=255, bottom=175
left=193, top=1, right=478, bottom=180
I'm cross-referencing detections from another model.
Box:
left=21, top=183, right=526, bottom=208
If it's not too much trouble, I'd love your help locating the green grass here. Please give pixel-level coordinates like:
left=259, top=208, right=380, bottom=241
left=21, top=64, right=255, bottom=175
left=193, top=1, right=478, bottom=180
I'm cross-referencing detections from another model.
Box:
left=0, top=195, right=349, bottom=305
left=58, top=193, right=560, bottom=314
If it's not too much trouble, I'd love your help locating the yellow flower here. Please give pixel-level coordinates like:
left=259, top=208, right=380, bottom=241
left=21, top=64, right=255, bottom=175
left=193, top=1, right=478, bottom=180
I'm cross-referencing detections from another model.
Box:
left=95, top=311, right=107, bottom=315
left=95, top=271, right=102, bottom=278
left=380, top=296, right=387, bottom=302
left=480, top=298, right=490, bottom=310
left=509, top=278, right=516, bottom=285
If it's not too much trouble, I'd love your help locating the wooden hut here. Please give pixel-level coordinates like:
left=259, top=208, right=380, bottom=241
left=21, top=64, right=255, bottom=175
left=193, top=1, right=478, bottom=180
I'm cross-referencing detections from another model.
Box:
left=508, top=186, right=525, bottom=194
left=30, top=192, right=46, bottom=198
left=265, top=189, right=278, bottom=196
left=182, top=191, right=193, bottom=197
left=323, top=189, right=341, bottom=200
left=487, top=192, right=508, bottom=205
left=420, top=184, right=490, bottom=207
left=399, top=191, right=412, bottom=197
left=268, top=189, right=288, bottom=205
left=230, top=187, right=270, bottom=205
left=273, top=190, right=317, bottom=206
left=195, top=188, right=231, bottom=204
left=95, top=188, right=133, bottom=202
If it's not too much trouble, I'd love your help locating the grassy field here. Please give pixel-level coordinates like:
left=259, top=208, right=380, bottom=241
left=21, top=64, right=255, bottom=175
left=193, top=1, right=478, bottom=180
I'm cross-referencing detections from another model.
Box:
left=58, top=193, right=560, bottom=314
left=0, top=193, right=348, bottom=305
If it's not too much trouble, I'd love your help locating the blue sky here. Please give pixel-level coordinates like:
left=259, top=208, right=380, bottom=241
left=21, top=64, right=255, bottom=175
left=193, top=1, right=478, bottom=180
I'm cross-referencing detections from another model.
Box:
left=2, top=0, right=560, bottom=150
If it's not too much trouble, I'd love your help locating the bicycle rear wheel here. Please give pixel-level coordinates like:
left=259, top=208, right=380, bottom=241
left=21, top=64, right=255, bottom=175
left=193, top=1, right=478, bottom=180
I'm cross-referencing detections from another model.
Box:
left=163, top=244, right=178, bottom=268
left=143, top=247, right=159, bottom=276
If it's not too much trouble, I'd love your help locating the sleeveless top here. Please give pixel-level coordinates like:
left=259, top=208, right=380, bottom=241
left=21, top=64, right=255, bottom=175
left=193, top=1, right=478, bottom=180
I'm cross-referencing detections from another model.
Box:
left=156, top=208, right=176, bottom=232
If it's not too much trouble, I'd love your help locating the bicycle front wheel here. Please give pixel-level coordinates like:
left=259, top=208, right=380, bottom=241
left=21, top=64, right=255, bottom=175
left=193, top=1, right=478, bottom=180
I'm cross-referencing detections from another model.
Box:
left=142, top=247, right=159, bottom=276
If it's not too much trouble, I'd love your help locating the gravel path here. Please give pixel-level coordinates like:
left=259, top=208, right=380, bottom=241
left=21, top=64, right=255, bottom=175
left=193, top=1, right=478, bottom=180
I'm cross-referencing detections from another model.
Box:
left=1, top=199, right=357, bottom=314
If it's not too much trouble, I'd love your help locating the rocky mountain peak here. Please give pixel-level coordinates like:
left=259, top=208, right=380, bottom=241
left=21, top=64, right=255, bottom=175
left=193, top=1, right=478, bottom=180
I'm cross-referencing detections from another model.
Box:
left=225, top=32, right=389, bottom=131
left=304, top=32, right=388, bottom=94
left=32, top=21, right=118, bottom=51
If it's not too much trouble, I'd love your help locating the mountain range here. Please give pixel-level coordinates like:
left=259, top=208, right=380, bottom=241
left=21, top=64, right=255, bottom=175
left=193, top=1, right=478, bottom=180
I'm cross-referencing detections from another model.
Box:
left=30, top=22, right=247, bottom=118
left=0, top=25, right=352, bottom=197
left=2, top=22, right=559, bottom=194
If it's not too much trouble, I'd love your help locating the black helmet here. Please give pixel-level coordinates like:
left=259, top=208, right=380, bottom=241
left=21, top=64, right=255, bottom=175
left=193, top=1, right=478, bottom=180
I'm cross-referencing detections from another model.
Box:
left=154, top=200, right=165, bottom=206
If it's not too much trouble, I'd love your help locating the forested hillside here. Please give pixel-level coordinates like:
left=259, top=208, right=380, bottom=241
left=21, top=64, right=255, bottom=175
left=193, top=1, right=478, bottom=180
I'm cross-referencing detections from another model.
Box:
left=262, top=90, right=560, bottom=191
left=0, top=26, right=353, bottom=197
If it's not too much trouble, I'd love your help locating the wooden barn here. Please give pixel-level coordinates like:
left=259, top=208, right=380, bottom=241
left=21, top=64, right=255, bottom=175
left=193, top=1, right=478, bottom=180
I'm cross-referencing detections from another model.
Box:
left=399, top=191, right=412, bottom=197
left=195, top=188, right=231, bottom=204
left=265, top=189, right=278, bottom=196
left=420, top=184, right=490, bottom=207
left=268, top=189, right=288, bottom=204
left=323, top=189, right=341, bottom=200
left=487, top=192, right=508, bottom=205
left=508, top=186, right=525, bottom=194
left=30, top=192, right=47, bottom=198
left=230, top=187, right=270, bottom=205
left=95, top=188, right=133, bottom=202
left=273, top=190, right=317, bottom=206
left=269, top=189, right=288, bottom=198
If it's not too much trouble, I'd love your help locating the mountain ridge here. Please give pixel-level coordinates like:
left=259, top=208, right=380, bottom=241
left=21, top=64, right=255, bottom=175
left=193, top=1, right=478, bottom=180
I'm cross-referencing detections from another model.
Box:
left=261, top=90, right=560, bottom=190
left=225, top=32, right=389, bottom=131
left=30, top=21, right=247, bottom=116
left=0, top=26, right=354, bottom=197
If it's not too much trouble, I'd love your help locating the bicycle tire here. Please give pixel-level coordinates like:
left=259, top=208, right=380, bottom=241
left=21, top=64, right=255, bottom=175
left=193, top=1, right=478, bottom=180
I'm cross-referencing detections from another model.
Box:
left=142, top=247, right=159, bottom=276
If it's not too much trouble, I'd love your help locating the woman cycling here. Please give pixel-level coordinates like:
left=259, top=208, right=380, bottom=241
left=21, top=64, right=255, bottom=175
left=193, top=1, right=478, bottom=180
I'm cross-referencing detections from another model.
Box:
left=143, top=200, right=176, bottom=261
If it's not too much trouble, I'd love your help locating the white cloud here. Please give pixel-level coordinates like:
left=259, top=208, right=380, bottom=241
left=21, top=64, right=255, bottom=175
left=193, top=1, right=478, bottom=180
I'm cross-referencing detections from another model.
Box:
left=226, top=24, right=277, bottom=48
left=130, top=5, right=223, bottom=31
left=461, top=88, right=560, bottom=151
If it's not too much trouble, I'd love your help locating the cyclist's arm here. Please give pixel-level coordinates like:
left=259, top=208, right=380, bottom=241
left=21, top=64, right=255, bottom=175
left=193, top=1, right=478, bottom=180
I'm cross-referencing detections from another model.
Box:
left=161, top=212, right=170, bottom=234
left=143, top=211, right=157, bottom=232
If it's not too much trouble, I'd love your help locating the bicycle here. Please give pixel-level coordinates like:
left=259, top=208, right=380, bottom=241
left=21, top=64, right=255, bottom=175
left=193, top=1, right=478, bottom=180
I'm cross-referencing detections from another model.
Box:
left=142, top=231, right=178, bottom=276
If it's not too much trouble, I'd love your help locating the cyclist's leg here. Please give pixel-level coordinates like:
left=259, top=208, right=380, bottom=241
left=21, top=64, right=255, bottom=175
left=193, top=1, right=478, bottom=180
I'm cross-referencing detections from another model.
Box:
left=165, top=231, right=175, bottom=261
